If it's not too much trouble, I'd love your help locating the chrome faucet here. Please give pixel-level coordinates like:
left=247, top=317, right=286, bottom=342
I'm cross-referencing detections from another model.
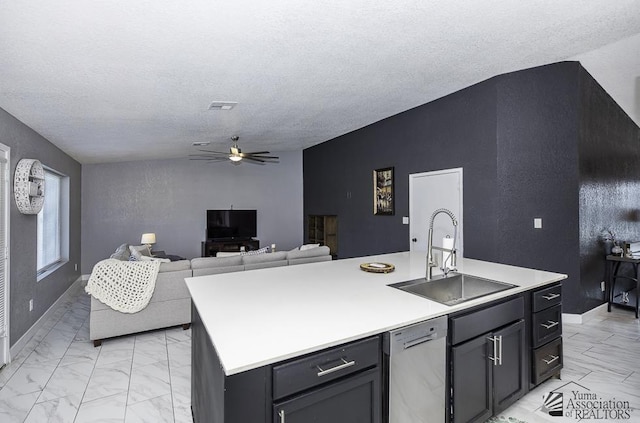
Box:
left=426, top=208, right=458, bottom=280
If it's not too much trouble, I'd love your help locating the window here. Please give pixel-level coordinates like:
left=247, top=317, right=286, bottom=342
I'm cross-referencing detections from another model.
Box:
left=37, top=168, right=69, bottom=278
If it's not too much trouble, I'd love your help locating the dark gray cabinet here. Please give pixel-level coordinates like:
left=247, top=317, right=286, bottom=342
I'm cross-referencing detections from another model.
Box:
left=273, top=368, right=380, bottom=423
left=450, top=297, right=527, bottom=423
left=530, top=283, right=563, bottom=385
left=192, top=301, right=381, bottom=423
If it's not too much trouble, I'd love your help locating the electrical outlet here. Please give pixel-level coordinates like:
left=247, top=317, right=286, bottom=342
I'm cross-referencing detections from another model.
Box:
left=533, top=218, right=543, bottom=229
left=74, top=263, right=78, bottom=271
left=29, top=299, right=33, bottom=312
left=601, top=281, right=606, bottom=292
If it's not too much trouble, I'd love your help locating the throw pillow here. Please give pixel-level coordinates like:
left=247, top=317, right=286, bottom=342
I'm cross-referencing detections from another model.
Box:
left=110, top=243, right=130, bottom=261
left=241, top=246, right=270, bottom=256
left=300, top=243, right=320, bottom=251
left=130, top=245, right=151, bottom=257
left=129, top=245, right=146, bottom=261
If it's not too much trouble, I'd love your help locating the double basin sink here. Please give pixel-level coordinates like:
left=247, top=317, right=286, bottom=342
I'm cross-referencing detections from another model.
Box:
left=390, top=273, right=515, bottom=306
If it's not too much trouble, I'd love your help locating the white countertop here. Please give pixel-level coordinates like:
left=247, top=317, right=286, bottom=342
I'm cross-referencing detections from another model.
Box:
left=185, top=251, right=566, bottom=376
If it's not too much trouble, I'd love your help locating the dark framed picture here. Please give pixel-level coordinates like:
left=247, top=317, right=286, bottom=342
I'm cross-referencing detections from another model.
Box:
left=374, top=167, right=394, bottom=215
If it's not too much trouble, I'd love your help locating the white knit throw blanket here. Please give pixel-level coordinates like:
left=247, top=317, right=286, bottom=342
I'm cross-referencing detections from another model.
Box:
left=85, top=258, right=161, bottom=313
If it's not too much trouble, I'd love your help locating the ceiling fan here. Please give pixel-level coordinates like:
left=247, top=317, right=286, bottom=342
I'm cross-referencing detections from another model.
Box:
left=189, top=136, right=279, bottom=165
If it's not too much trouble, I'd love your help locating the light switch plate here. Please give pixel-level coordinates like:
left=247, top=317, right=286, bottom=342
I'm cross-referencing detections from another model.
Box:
left=534, top=218, right=543, bottom=229
left=402, top=216, right=409, bottom=225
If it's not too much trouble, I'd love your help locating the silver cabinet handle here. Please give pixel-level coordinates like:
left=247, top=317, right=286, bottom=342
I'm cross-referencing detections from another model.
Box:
left=542, top=293, right=560, bottom=300
left=497, top=335, right=503, bottom=365
left=541, top=320, right=559, bottom=329
left=316, top=358, right=356, bottom=377
left=487, top=336, right=499, bottom=366
left=542, top=355, right=559, bottom=365
left=278, top=409, right=285, bottom=423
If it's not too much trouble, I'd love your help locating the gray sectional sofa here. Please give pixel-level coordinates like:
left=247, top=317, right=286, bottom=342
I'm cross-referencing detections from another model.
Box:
left=89, top=246, right=332, bottom=345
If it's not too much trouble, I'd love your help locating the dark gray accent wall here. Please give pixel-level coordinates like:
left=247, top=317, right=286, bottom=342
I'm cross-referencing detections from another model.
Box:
left=304, top=61, right=637, bottom=315
left=578, top=66, right=640, bottom=313
left=0, top=108, right=82, bottom=347
left=81, top=152, right=303, bottom=272
left=304, top=79, right=499, bottom=261
left=495, top=63, right=581, bottom=311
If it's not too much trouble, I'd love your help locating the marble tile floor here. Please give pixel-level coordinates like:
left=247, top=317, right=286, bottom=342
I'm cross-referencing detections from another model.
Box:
left=1, top=287, right=639, bottom=423
left=0, top=287, right=192, bottom=423
left=493, top=305, right=640, bottom=423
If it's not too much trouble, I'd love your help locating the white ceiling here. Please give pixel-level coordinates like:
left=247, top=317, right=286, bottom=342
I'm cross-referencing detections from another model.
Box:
left=1, top=1, right=639, bottom=164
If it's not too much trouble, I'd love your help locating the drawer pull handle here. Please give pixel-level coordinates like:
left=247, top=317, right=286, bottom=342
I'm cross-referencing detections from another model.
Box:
left=542, top=293, right=560, bottom=300
left=316, top=358, right=356, bottom=377
left=543, top=355, right=559, bottom=365
left=540, top=320, right=559, bottom=329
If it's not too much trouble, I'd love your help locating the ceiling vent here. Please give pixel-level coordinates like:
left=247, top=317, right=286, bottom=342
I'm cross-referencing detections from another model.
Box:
left=192, top=141, right=210, bottom=146
left=208, top=101, right=238, bottom=110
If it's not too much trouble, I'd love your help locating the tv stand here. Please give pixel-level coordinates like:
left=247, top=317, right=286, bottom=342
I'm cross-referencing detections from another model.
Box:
left=201, top=239, right=260, bottom=257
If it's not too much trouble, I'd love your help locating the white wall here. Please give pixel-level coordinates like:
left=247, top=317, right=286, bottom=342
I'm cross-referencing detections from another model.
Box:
left=81, top=152, right=303, bottom=272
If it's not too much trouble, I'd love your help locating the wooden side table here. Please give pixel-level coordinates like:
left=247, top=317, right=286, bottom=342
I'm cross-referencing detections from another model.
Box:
left=605, top=255, right=640, bottom=318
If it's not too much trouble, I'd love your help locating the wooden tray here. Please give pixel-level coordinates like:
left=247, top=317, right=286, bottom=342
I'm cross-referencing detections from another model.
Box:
left=360, top=262, right=395, bottom=273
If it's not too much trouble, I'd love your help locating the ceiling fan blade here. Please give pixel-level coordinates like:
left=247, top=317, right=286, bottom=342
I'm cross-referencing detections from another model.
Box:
left=242, top=151, right=270, bottom=155
left=245, top=154, right=279, bottom=160
left=189, top=157, right=228, bottom=161
left=189, top=154, right=229, bottom=159
left=197, top=149, right=229, bottom=154
left=242, top=156, right=266, bottom=163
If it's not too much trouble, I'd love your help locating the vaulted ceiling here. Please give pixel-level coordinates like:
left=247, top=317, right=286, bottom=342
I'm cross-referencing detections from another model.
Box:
left=1, top=1, right=639, bottom=164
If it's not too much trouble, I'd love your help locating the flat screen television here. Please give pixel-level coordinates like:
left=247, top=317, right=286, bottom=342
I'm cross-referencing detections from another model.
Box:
left=207, top=209, right=257, bottom=240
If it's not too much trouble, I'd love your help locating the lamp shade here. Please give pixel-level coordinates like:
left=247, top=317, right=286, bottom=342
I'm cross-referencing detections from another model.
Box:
left=141, top=233, right=156, bottom=245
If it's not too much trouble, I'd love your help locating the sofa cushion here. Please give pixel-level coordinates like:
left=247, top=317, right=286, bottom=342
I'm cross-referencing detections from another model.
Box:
left=159, top=259, right=191, bottom=273
left=110, top=243, right=130, bottom=261
left=300, top=243, right=320, bottom=251
left=241, top=251, right=287, bottom=265
left=286, top=245, right=330, bottom=260
left=241, top=246, right=270, bottom=256
left=191, top=255, right=243, bottom=270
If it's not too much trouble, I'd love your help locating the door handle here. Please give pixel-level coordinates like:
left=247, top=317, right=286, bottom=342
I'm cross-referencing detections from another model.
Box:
left=411, top=238, right=417, bottom=242
left=487, top=335, right=503, bottom=366
left=487, top=336, right=498, bottom=366
left=540, top=320, right=559, bottom=329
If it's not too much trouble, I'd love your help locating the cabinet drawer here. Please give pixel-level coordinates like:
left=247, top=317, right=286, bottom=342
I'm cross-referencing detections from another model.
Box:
left=533, top=337, right=563, bottom=385
left=272, top=336, right=380, bottom=400
left=533, top=284, right=562, bottom=312
left=532, top=304, right=562, bottom=348
left=450, top=296, right=524, bottom=345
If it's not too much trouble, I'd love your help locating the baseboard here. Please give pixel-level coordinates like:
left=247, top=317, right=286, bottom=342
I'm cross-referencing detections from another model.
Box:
left=10, top=277, right=84, bottom=360
left=562, top=302, right=608, bottom=324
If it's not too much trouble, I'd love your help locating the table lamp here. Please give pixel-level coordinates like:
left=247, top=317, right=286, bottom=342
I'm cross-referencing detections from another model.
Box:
left=141, top=233, right=156, bottom=255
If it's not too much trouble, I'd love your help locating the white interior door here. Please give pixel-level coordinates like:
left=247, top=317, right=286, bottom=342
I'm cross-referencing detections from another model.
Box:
left=409, top=168, right=463, bottom=256
left=0, top=144, right=9, bottom=366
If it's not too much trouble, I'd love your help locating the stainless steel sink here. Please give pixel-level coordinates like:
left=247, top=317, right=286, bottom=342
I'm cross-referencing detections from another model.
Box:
left=389, top=273, right=515, bottom=306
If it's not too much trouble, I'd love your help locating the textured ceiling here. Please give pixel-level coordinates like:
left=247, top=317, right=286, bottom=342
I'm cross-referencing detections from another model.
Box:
left=1, top=1, right=639, bottom=164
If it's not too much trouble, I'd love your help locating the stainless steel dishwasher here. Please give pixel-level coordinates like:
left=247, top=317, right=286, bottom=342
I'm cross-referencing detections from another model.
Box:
left=384, top=316, right=448, bottom=423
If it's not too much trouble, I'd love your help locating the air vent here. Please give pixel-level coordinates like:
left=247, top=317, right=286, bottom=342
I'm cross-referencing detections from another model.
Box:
left=192, top=141, right=210, bottom=146
left=208, top=101, right=238, bottom=110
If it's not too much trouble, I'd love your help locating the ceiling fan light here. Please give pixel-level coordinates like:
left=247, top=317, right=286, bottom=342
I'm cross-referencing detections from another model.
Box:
left=229, top=155, right=242, bottom=162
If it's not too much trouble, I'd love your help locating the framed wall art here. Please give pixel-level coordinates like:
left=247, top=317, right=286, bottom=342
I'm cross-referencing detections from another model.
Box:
left=374, top=167, right=394, bottom=215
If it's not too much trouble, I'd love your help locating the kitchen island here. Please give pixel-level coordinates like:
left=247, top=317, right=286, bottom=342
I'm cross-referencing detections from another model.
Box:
left=185, top=251, right=567, bottom=423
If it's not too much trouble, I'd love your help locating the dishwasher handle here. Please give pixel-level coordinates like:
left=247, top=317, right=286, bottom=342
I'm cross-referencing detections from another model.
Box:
left=403, top=333, right=438, bottom=350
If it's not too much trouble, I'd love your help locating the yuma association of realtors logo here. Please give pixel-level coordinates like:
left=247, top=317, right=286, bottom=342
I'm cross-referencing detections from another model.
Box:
left=542, top=382, right=633, bottom=420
